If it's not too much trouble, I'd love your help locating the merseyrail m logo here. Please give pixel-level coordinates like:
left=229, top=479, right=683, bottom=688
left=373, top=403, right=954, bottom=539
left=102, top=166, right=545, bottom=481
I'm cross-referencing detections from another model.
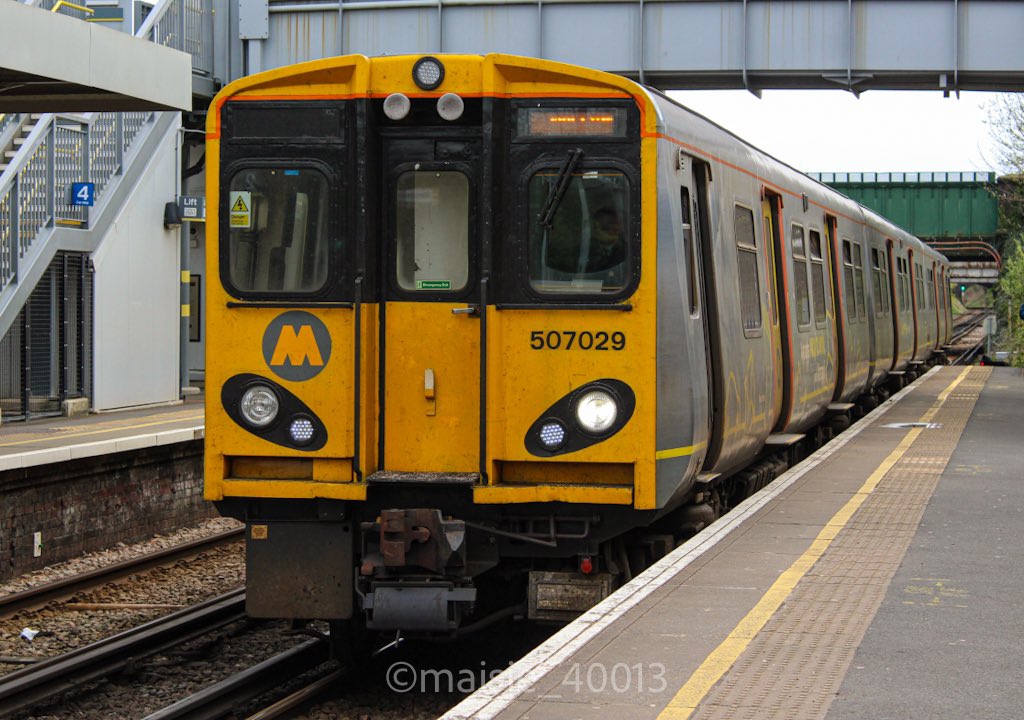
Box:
left=262, top=311, right=331, bottom=381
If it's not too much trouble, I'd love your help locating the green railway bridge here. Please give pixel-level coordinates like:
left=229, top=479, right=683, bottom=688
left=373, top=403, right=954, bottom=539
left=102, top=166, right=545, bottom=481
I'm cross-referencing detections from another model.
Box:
left=811, top=171, right=1001, bottom=291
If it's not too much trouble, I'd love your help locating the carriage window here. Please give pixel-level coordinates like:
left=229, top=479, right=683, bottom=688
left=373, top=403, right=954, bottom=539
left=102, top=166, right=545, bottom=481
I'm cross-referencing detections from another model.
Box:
left=528, top=168, right=630, bottom=294
left=791, top=224, right=810, bottom=328
left=681, top=187, right=699, bottom=316
left=895, top=257, right=904, bottom=309
left=842, top=239, right=856, bottom=321
left=882, top=253, right=890, bottom=314
left=921, top=264, right=929, bottom=309
left=853, top=243, right=865, bottom=322
left=735, top=205, right=762, bottom=336
left=809, top=229, right=826, bottom=325
left=872, top=248, right=891, bottom=315
left=396, top=171, right=469, bottom=292
left=226, top=167, right=330, bottom=294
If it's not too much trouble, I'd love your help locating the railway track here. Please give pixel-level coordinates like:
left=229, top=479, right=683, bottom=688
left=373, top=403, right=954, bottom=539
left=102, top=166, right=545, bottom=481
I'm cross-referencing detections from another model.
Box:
left=950, top=309, right=987, bottom=345
left=0, top=589, right=246, bottom=717
left=947, top=310, right=993, bottom=366
left=0, top=527, right=244, bottom=619
left=142, top=637, right=333, bottom=720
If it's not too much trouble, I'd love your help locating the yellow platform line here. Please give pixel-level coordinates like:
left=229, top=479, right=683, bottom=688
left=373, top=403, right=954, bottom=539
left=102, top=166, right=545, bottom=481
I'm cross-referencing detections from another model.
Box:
left=657, top=367, right=972, bottom=720
left=0, top=412, right=204, bottom=449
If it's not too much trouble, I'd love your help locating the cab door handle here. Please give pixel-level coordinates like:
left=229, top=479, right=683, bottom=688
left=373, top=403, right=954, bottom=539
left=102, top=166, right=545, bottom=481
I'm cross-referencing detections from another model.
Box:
left=452, top=305, right=479, bottom=316
left=425, top=368, right=437, bottom=416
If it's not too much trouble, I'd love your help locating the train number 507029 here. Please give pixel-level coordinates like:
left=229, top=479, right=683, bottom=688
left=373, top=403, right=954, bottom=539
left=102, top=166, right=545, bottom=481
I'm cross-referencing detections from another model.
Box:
left=530, top=330, right=626, bottom=351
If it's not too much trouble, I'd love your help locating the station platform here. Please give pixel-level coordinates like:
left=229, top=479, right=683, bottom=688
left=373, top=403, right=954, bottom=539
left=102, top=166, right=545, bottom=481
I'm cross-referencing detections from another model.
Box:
left=0, top=395, right=203, bottom=472
left=444, top=365, right=1021, bottom=720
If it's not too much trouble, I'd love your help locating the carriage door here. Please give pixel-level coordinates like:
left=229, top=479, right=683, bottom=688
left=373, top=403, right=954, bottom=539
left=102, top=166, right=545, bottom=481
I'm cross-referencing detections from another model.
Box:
left=762, top=194, right=787, bottom=431
left=379, top=134, right=482, bottom=474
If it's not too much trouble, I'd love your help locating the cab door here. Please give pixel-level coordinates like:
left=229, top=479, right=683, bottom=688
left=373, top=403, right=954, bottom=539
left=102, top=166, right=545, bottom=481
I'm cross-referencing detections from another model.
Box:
left=379, top=134, right=482, bottom=474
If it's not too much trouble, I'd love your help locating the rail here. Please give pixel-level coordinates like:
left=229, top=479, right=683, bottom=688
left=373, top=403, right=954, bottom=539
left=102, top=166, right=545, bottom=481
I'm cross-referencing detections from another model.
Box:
left=0, top=527, right=244, bottom=618
left=142, top=638, right=333, bottom=719
left=0, top=589, right=246, bottom=717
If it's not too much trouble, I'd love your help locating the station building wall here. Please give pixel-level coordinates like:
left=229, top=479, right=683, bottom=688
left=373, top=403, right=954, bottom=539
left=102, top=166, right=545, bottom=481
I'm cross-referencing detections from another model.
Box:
left=91, top=117, right=182, bottom=412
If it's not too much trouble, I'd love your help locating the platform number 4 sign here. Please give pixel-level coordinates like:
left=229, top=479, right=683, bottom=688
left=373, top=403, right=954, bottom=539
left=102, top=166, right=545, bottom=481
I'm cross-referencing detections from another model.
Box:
left=71, top=182, right=95, bottom=207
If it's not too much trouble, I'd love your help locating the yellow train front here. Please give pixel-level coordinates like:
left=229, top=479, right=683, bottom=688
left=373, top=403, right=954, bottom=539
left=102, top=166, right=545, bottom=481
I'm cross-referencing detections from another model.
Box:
left=205, top=54, right=671, bottom=637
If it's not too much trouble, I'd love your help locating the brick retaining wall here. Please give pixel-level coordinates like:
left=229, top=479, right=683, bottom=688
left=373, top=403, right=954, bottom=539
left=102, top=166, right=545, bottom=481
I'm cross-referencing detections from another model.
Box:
left=0, top=440, right=213, bottom=581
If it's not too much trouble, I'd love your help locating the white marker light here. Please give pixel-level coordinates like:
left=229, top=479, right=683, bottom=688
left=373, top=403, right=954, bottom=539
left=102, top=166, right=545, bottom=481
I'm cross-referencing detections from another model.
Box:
left=383, top=93, right=411, bottom=120
left=437, top=93, right=465, bottom=121
left=538, top=420, right=567, bottom=450
left=289, top=417, right=315, bottom=445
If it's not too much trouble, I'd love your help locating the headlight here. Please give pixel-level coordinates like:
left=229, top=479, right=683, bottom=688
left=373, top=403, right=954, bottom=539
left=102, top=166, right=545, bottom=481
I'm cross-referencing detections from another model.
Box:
left=239, top=385, right=279, bottom=428
left=575, top=389, right=618, bottom=434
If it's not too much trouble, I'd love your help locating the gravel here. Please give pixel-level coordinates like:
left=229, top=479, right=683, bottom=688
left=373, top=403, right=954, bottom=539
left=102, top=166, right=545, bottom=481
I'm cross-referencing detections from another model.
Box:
left=0, top=517, right=244, bottom=676
left=8, top=617, right=307, bottom=720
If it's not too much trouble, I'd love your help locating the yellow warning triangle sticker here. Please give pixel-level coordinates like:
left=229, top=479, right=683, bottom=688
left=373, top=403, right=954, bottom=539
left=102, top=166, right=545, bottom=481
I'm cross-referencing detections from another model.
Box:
left=231, top=195, right=249, bottom=213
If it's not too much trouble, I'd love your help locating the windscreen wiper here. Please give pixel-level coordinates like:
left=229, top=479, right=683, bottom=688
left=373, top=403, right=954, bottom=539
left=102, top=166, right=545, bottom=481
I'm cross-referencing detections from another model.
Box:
left=537, top=147, right=584, bottom=228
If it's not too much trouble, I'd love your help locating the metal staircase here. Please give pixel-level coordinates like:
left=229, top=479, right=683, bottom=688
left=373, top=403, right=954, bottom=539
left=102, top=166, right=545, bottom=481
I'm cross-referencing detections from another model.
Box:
left=0, top=115, right=42, bottom=174
left=0, top=0, right=215, bottom=419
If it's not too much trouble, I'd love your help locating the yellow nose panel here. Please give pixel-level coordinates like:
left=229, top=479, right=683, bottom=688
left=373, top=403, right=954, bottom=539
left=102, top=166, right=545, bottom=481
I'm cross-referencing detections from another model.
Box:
left=383, top=302, right=480, bottom=472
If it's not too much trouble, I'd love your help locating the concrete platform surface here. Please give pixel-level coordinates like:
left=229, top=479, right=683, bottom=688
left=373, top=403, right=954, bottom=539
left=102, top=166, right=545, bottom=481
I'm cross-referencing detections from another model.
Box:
left=442, top=366, right=1019, bottom=720
left=0, top=394, right=203, bottom=471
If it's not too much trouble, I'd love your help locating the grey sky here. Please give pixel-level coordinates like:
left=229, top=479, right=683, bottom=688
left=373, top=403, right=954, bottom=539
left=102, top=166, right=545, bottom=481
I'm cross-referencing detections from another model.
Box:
left=669, top=90, right=1002, bottom=175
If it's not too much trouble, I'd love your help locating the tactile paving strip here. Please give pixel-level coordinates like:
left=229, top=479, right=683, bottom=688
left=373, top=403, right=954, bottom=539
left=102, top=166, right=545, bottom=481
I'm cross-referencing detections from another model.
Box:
left=692, top=368, right=990, bottom=720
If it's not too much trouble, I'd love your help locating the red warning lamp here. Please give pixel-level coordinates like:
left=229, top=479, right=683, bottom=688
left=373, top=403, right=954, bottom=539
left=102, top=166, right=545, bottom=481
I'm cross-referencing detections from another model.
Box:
left=579, top=556, right=594, bottom=575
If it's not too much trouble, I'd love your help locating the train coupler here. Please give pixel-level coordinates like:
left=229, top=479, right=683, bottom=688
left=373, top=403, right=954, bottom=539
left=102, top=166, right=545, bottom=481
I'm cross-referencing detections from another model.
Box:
left=363, top=580, right=476, bottom=632
left=359, top=508, right=475, bottom=632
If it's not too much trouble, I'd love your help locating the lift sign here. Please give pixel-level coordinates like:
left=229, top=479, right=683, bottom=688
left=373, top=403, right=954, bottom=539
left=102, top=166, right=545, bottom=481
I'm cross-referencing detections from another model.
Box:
left=71, top=182, right=95, bottom=207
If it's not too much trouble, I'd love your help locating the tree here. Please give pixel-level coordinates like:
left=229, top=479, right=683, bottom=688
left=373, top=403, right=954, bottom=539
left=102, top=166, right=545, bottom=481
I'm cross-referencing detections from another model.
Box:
left=986, top=95, right=1024, bottom=363
left=986, top=95, right=1024, bottom=173
left=996, top=238, right=1024, bottom=365
left=986, top=95, right=1024, bottom=236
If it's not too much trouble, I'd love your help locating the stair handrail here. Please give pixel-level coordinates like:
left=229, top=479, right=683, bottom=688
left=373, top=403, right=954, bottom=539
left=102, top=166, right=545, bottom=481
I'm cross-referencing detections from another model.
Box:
left=0, top=110, right=155, bottom=289
left=0, top=113, right=24, bottom=152
left=136, top=0, right=213, bottom=77
left=135, top=0, right=174, bottom=40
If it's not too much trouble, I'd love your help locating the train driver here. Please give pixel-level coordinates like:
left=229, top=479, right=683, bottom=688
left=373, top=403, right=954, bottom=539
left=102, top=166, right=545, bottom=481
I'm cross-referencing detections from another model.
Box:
left=585, top=206, right=626, bottom=273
